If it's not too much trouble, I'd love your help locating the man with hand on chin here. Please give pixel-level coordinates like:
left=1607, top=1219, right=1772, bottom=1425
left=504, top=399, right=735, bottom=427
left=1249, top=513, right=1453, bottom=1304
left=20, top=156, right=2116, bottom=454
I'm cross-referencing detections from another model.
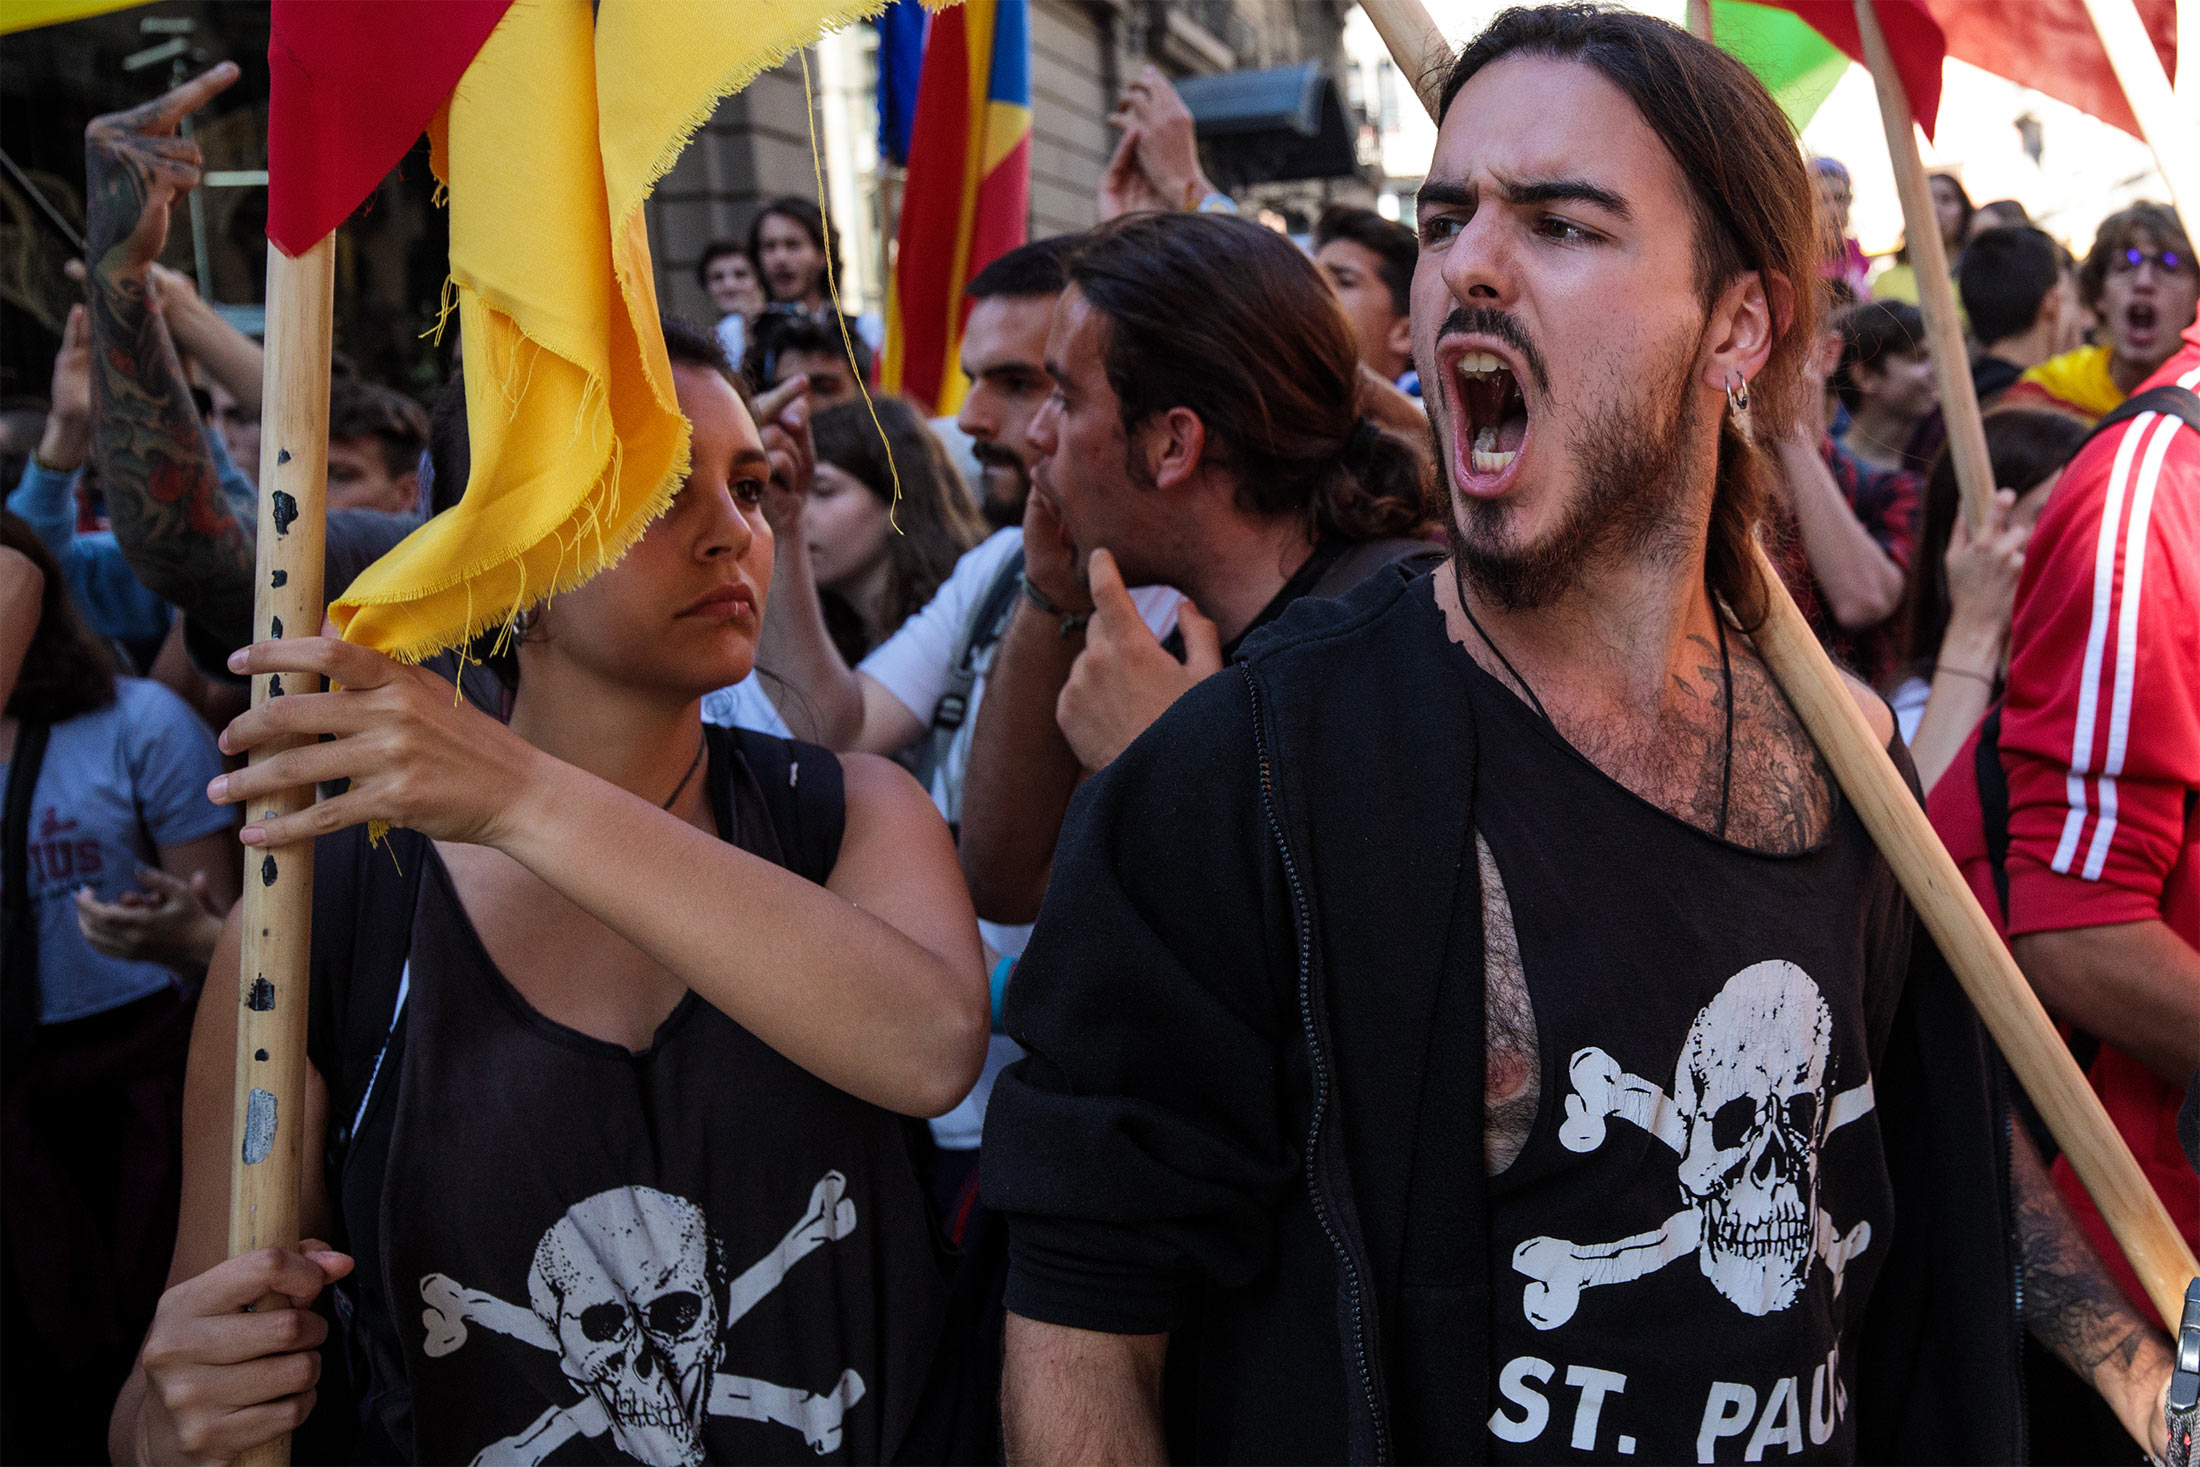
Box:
left=982, top=8, right=2172, bottom=1463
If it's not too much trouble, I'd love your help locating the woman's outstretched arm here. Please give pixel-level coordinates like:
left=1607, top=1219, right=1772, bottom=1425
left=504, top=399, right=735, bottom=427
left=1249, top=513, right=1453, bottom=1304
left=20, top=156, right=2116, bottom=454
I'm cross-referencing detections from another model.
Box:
left=212, top=638, right=988, bottom=1118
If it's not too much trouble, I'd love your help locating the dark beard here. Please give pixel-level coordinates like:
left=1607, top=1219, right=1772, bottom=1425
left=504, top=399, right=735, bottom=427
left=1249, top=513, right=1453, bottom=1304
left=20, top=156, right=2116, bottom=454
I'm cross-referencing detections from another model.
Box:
left=972, top=447, right=1029, bottom=529
left=1442, top=336, right=1704, bottom=611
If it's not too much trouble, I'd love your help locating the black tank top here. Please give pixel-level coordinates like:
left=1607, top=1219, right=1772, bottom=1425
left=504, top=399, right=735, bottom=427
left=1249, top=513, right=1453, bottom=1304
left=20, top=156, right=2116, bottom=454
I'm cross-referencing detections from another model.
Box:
left=1458, top=636, right=1908, bottom=1464
left=316, top=733, right=946, bottom=1464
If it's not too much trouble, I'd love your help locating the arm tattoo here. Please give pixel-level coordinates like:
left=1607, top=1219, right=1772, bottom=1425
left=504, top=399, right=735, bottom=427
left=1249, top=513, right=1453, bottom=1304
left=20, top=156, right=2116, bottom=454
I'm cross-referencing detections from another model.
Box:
left=85, top=129, right=255, bottom=650
left=2012, top=1124, right=2162, bottom=1400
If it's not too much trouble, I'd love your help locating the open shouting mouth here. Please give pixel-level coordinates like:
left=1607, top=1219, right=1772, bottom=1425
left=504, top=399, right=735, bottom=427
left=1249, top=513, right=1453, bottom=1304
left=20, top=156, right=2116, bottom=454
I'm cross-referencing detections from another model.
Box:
left=2124, top=300, right=2160, bottom=353
left=1440, top=335, right=1535, bottom=498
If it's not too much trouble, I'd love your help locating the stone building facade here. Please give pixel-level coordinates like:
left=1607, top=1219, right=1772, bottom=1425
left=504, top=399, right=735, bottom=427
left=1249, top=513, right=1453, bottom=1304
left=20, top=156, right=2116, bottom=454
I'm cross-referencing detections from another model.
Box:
left=0, top=0, right=1353, bottom=401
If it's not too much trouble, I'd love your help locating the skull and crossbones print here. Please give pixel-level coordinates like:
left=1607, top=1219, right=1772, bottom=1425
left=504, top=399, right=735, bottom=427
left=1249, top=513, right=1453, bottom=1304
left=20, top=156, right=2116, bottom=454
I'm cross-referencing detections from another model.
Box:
left=1512, top=961, right=1877, bottom=1329
left=419, top=1173, right=865, bottom=1465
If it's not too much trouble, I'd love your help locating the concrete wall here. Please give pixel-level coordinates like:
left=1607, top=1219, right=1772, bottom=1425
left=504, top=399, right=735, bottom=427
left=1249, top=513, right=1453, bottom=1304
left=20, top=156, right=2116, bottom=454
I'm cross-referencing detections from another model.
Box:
left=641, top=0, right=1348, bottom=325
left=647, top=60, right=827, bottom=325
left=1029, top=0, right=1114, bottom=239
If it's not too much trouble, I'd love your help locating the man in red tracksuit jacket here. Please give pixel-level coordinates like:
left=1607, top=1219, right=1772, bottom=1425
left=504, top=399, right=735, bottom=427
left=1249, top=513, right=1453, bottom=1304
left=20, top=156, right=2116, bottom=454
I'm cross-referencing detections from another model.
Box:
left=1931, top=321, right=2200, bottom=1328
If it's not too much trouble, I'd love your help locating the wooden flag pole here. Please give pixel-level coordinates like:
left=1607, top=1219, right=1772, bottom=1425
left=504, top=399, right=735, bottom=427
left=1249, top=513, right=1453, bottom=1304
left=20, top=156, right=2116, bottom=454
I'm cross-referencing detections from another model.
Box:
left=1358, top=0, right=2200, bottom=1330
left=226, top=233, right=335, bottom=1467
left=1850, top=0, right=1997, bottom=536
left=2080, top=0, right=2200, bottom=224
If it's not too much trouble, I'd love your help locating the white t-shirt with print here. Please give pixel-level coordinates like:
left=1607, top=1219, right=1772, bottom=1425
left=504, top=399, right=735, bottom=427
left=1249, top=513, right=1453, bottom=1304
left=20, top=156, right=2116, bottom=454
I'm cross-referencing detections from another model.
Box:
left=862, top=527, right=1180, bottom=1149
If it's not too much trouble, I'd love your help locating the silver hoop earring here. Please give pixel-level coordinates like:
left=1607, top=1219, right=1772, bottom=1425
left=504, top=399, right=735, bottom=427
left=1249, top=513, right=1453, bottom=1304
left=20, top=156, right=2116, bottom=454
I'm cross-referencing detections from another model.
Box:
left=1726, top=377, right=1751, bottom=415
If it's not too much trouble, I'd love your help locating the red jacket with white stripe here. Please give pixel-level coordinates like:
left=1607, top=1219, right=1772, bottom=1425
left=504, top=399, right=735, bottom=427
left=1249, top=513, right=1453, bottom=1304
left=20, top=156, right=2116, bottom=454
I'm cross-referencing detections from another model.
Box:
left=2000, top=322, right=2200, bottom=1317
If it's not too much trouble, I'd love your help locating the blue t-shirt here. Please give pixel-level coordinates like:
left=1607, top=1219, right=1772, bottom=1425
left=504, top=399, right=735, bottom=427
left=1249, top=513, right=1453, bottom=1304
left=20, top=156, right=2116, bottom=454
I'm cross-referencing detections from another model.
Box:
left=2, top=678, right=231, bottom=1022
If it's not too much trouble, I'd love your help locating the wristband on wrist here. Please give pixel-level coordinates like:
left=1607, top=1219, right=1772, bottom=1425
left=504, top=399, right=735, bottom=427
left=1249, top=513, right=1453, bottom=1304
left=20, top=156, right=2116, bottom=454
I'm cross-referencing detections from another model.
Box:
left=1019, top=574, right=1090, bottom=636
left=1934, top=663, right=1997, bottom=687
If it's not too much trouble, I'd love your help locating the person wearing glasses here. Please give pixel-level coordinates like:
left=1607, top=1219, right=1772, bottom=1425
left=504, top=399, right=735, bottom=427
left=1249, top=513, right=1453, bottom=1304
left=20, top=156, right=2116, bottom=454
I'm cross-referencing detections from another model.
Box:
left=2004, top=202, right=2198, bottom=422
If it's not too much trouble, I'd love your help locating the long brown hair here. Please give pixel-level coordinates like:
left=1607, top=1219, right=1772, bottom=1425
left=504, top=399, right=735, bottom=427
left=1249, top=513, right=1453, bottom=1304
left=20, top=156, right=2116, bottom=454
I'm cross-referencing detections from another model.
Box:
left=3, top=510, right=116, bottom=724
left=1067, top=212, right=1434, bottom=546
left=810, top=396, right=985, bottom=646
left=1900, top=407, right=2090, bottom=679
left=1441, top=4, right=1821, bottom=625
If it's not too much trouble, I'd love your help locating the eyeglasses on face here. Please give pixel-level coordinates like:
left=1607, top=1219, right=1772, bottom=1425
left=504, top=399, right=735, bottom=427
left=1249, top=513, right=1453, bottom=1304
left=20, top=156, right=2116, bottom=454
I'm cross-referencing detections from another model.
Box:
left=2109, top=247, right=2187, bottom=277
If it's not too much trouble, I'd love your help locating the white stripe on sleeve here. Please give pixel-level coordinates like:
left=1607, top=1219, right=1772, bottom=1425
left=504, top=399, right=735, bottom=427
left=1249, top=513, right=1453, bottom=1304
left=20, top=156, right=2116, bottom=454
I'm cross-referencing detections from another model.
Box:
left=2081, top=412, right=2182, bottom=880
left=2053, top=412, right=2154, bottom=874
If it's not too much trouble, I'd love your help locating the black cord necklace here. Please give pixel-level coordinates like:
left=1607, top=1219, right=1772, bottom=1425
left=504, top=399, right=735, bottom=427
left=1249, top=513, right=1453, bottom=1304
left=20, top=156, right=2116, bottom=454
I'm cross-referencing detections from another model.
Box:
left=662, top=734, right=707, bottom=812
left=1450, top=563, right=1735, bottom=838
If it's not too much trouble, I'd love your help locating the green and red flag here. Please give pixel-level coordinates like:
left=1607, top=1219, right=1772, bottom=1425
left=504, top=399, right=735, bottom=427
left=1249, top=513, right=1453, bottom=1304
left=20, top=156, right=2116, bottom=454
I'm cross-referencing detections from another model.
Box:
left=1717, top=1, right=1947, bottom=135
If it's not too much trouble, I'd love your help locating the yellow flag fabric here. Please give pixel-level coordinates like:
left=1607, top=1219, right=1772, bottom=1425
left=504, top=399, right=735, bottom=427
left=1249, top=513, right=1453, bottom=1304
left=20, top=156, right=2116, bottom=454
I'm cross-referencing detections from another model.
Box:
left=2010, top=343, right=2127, bottom=421
left=331, top=0, right=893, bottom=663
left=0, top=0, right=144, bottom=35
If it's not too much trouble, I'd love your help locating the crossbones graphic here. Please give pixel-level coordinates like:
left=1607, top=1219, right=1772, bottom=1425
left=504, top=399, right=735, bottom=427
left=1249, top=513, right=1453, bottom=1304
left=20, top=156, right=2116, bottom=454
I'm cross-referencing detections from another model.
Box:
left=420, top=1174, right=866, bottom=1465
left=1513, top=962, right=1876, bottom=1329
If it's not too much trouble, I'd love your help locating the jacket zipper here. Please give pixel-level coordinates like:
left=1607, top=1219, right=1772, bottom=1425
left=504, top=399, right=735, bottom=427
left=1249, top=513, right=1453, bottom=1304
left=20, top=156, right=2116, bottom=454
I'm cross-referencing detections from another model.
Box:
left=2003, top=1073, right=2030, bottom=1464
left=1244, top=667, right=1392, bottom=1464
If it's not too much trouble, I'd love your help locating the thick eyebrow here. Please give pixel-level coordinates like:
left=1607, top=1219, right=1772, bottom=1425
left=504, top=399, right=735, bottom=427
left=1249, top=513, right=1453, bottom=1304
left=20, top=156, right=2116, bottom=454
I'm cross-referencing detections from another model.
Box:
left=733, top=447, right=771, bottom=469
left=1415, top=173, right=1632, bottom=222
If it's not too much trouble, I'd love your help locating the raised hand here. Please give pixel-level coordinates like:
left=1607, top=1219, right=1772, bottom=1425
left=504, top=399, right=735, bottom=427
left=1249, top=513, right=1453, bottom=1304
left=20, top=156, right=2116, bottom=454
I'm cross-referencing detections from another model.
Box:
left=1104, top=65, right=1213, bottom=215
left=84, top=62, right=237, bottom=282
left=752, top=373, right=815, bottom=536
left=36, top=303, right=92, bottom=472
left=80, top=62, right=255, bottom=647
left=1096, top=127, right=1173, bottom=222
left=209, top=638, right=545, bottom=850
left=1055, top=548, right=1218, bottom=772
left=1018, top=480, right=1091, bottom=618
left=1938, top=486, right=2029, bottom=676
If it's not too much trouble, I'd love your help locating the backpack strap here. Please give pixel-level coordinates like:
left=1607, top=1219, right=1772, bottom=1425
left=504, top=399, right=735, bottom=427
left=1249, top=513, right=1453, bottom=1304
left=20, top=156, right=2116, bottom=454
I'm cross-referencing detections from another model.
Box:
left=3, top=721, right=53, bottom=1060
left=2086, top=383, right=2200, bottom=443
left=1973, top=703, right=2013, bottom=927
left=925, top=546, right=1025, bottom=825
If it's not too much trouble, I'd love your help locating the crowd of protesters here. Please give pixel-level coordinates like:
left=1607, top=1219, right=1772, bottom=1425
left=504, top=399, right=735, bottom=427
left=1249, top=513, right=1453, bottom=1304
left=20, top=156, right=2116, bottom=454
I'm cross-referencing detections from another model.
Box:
left=3, top=7, right=2197, bottom=1465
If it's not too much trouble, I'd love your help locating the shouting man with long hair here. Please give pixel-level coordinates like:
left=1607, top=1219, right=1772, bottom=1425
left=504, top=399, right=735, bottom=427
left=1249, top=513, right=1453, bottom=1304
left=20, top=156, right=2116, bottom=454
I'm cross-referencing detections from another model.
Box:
left=981, top=7, right=2173, bottom=1463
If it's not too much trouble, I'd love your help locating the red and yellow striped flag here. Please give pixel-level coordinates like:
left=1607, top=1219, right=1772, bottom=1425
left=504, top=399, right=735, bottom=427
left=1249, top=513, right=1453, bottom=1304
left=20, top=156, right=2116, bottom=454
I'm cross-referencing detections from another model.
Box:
left=882, top=0, right=1031, bottom=416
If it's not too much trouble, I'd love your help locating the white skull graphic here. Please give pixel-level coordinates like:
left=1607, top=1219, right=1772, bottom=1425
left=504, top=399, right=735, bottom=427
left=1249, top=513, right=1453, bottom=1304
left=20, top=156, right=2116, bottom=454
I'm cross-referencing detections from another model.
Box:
left=1672, top=961, right=1833, bottom=1316
left=527, top=1187, right=726, bottom=1467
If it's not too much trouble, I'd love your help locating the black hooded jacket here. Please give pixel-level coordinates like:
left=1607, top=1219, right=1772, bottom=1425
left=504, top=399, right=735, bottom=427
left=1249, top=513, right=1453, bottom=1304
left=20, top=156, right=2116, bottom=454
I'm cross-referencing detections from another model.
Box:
left=982, top=565, right=2023, bottom=1464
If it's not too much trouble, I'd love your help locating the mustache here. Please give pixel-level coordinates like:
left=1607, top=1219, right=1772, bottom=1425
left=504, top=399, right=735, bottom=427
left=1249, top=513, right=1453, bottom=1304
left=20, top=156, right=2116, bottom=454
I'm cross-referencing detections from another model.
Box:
left=969, top=441, right=1026, bottom=469
left=1438, top=308, right=1551, bottom=396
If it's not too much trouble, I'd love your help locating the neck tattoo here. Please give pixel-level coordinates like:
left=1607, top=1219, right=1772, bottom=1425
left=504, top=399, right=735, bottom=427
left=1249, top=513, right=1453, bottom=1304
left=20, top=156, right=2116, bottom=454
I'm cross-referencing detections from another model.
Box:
left=1451, top=564, right=1736, bottom=838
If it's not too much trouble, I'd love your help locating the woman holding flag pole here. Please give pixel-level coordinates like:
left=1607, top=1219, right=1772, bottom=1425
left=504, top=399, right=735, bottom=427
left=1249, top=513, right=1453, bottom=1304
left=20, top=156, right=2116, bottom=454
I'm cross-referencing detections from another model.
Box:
left=92, top=0, right=992, bottom=1456
left=113, top=320, right=985, bottom=1465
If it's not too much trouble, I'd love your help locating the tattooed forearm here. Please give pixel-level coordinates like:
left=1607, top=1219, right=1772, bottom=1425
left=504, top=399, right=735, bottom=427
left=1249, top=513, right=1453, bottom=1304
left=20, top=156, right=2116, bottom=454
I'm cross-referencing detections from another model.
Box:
left=2012, top=1123, right=2172, bottom=1449
left=83, top=64, right=256, bottom=652
left=87, top=268, right=254, bottom=642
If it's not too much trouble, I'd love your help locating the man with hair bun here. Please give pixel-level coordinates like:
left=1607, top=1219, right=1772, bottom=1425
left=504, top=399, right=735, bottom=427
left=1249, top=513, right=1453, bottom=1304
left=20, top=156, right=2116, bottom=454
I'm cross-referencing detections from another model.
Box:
left=953, top=210, right=1436, bottom=928
left=982, top=8, right=2171, bottom=1463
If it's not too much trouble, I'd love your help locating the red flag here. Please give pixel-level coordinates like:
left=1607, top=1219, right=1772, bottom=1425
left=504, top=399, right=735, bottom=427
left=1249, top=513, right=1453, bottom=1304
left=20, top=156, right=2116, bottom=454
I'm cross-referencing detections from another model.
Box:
left=1757, top=1, right=1948, bottom=137
left=1919, top=0, right=2175, bottom=139
left=266, top=0, right=511, bottom=255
